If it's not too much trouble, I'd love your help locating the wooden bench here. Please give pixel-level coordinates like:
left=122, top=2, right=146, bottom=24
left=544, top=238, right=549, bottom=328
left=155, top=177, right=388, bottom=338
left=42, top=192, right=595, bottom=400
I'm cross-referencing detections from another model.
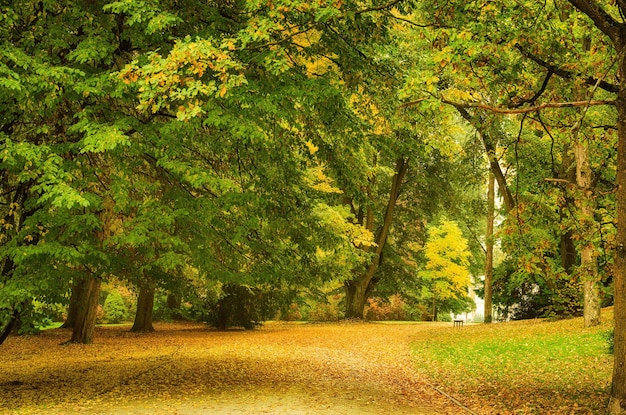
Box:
left=453, top=319, right=464, bottom=327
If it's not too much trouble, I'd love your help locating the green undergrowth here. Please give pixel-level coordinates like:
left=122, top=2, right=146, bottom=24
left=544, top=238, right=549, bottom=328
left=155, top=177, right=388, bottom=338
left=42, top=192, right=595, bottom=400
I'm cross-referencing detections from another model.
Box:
left=412, top=310, right=614, bottom=414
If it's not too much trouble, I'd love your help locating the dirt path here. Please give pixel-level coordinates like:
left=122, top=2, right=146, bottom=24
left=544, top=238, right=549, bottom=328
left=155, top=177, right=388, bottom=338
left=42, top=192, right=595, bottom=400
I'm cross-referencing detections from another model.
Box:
left=0, top=322, right=460, bottom=414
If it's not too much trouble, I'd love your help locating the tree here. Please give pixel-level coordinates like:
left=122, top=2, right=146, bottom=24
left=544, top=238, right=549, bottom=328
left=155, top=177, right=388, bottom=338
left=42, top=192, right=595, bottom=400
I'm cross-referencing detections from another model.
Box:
left=420, top=220, right=472, bottom=320
left=0, top=0, right=187, bottom=344
left=344, top=157, right=409, bottom=318
left=563, top=2, right=626, bottom=410
left=398, top=0, right=622, bottom=409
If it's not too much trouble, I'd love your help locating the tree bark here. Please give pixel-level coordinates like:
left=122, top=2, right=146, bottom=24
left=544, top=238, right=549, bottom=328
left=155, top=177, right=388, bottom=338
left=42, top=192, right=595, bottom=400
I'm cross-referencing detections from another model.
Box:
left=0, top=308, right=19, bottom=345
left=559, top=142, right=578, bottom=274
left=69, top=276, right=102, bottom=344
left=484, top=172, right=495, bottom=323
left=344, top=157, right=408, bottom=319
left=131, top=284, right=155, bottom=332
left=609, top=45, right=626, bottom=414
left=345, top=278, right=370, bottom=319
left=574, top=140, right=601, bottom=327
left=61, top=279, right=81, bottom=329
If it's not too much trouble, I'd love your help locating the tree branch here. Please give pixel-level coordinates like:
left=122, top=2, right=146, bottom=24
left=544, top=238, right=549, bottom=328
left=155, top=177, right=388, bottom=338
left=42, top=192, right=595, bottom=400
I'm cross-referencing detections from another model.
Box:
left=510, top=70, right=553, bottom=108
left=516, top=44, right=619, bottom=93
left=452, top=105, right=516, bottom=212
left=442, top=99, right=615, bottom=114
left=544, top=178, right=574, bottom=184
left=566, top=0, right=624, bottom=46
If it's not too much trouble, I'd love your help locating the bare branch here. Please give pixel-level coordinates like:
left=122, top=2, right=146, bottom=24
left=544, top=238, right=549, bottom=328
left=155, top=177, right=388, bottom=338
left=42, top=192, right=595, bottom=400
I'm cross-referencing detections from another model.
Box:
left=441, top=99, right=615, bottom=114
left=398, top=98, right=425, bottom=108
left=544, top=178, right=574, bottom=184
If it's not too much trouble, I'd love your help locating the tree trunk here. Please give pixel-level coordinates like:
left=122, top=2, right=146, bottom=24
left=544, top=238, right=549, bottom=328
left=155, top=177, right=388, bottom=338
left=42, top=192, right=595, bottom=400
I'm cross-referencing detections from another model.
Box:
left=453, top=105, right=515, bottom=212
left=0, top=308, right=19, bottom=345
left=560, top=144, right=578, bottom=274
left=484, top=172, right=495, bottom=323
left=70, top=276, right=102, bottom=344
left=61, top=280, right=81, bottom=329
left=573, top=140, right=601, bottom=327
left=131, top=284, right=155, bottom=332
left=0, top=183, right=33, bottom=344
left=609, top=50, right=626, bottom=414
left=345, top=279, right=370, bottom=319
left=344, top=158, right=408, bottom=319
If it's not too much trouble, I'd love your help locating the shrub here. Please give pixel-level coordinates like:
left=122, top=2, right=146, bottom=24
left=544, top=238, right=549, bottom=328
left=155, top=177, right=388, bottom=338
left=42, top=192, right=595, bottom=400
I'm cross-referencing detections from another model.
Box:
left=208, top=283, right=276, bottom=330
left=103, top=292, right=128, bottom=324
left=403, top=303, right=430, bottom=321
left=365, top=295, right=407, bottom=321
left=306, top=294, right=344, bottom=321
left=280, top=303, right=302, bottom=321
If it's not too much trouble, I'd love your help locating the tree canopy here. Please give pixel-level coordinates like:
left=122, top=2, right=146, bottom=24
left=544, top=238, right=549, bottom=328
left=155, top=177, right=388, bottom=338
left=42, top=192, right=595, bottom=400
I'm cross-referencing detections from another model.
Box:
left=3, top=0, right=626, bottom=411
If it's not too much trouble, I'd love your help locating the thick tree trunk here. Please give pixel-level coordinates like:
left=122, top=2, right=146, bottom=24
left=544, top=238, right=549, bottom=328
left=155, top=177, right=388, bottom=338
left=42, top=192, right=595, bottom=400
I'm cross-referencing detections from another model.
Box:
left=70, top=276, right=102, bottom=344
left=345, top=279, right=370, bottom=319
left=574, top=140, right=601, bottom=327
left=344, top=158, right=408, bottom=319
left=0, top=308, right=19, bottom=345
left=131, top=285, right=155, bottom=332
left=61, top=280, right=81, bottom=329
left=484, top=172, right=495, bottom=324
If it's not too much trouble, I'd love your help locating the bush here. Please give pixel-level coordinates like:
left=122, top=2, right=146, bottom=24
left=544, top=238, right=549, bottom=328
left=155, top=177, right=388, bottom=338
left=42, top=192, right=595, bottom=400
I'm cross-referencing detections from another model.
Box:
left=280, top=303, right=302, bottom=321
left=306, top=294, right=344, bottom=321
left=403, top=303, right=430, bottom=321
left=208, top=283, right=276, bottom=330
left=103, top=292, right=128, bottom=324
left=365, top=295, right=407, bottom=321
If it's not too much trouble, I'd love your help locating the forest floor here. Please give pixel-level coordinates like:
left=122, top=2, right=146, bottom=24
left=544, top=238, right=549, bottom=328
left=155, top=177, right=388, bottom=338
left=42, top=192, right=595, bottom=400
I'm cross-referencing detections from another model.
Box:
left=0, top=316, right=614, bottom=415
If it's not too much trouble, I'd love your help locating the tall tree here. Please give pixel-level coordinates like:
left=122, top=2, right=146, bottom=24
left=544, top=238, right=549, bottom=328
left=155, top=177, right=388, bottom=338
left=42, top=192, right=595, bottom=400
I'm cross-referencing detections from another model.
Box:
left=563, top=1, right=626, bottom=410
left=344, top=157, right=408, bottom=318
left=400, top=0, right=622, bottom=409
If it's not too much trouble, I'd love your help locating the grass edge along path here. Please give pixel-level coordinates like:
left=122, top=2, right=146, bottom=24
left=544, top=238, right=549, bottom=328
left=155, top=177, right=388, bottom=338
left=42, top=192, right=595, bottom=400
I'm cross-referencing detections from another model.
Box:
left=411, top=309, right=615, bottom=415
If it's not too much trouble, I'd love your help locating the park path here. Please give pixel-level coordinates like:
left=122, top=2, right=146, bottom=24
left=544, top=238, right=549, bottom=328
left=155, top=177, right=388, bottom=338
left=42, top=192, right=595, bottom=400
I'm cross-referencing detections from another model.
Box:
left=0, top=322, right=461, bottom=414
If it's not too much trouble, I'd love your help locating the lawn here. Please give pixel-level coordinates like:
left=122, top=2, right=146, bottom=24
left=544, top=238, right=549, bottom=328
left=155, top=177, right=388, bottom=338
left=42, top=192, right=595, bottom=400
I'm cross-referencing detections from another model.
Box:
left=411, top=309, right=614, bottom=414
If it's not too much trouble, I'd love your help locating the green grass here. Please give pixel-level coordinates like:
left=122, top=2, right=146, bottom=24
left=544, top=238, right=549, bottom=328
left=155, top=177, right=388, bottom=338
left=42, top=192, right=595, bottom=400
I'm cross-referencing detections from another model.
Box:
left=412, top=312, right=614, bottom=414
left=39, top=321, right=64, bottom=331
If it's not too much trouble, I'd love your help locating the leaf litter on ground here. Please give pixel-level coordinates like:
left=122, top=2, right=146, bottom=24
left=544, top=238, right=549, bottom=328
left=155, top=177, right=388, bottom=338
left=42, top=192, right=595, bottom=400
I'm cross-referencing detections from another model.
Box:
left=0, top=314, right=614, bottom=415
left=1, top=322, right=453, bottom=415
